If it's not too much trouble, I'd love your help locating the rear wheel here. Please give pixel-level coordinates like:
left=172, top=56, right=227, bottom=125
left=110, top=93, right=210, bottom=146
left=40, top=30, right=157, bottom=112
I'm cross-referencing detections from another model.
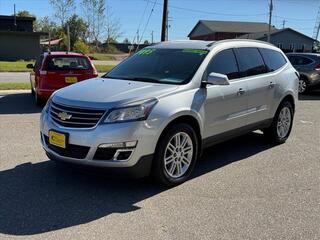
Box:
left=298, top=78, right=308, bottom=94
left=152, top=123, right=199, bottom=187
left=35, top=91, right=44, bottom=106
left=263, top=101, right=294, bottom=144
left=31, top=84, right=35, bottom=96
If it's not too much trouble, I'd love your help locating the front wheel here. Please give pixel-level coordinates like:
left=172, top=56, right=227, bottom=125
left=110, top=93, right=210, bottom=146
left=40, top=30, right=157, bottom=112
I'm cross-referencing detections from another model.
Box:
left=152, top=123, right=199, bottom=187
left=263, top=101, right=294, bottom=144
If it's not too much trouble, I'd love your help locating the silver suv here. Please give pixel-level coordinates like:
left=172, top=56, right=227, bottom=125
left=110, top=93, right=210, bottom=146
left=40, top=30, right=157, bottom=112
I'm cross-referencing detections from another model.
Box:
left=40, top=40, right=298, bottom=186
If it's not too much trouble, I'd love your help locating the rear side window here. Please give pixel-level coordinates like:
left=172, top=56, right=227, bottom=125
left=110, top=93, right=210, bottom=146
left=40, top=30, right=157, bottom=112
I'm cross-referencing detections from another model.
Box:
left=206, top=49, right=240, bottom=80
left=47, top=57, right=91, bottom=70
left=288, top=56, right=313, bottom=65
left=259, top=48, right=287, bottom=71
left=236, top=47, right=268, bottom=77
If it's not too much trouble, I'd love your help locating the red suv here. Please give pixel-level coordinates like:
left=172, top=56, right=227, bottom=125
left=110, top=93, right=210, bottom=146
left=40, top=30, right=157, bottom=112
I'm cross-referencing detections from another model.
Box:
left=27, top=52, right=98, bottom=105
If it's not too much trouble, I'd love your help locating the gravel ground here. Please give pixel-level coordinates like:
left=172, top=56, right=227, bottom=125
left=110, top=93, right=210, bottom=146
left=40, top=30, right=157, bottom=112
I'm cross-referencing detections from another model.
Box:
left=0, top=91, right=319, bottom=240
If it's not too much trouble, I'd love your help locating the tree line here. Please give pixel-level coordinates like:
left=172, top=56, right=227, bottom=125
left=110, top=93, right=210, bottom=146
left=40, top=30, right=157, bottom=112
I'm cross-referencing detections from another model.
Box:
left=18, top=0, right=123, bottom=53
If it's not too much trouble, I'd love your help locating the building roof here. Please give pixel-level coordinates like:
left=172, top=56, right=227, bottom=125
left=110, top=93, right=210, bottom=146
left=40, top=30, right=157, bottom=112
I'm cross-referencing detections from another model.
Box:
left=0, top=31, right=47, bottom=36
left=237, top=28, right=316, bottom=42
left=188, top=20, right=276, bottom=37
left=0, top=15, right=35, bottom=21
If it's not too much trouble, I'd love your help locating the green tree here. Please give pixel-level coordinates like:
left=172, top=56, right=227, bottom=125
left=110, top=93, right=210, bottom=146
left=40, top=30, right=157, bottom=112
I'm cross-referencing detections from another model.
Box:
left=82, top=0, right=106, bottom=47
left=74, top=40, right=90, bottom=54
left=16, top=11, right=35, bottom=18
left=34, top=16, right=60, bottom=37
left=64, top=15, right=88, bottom=51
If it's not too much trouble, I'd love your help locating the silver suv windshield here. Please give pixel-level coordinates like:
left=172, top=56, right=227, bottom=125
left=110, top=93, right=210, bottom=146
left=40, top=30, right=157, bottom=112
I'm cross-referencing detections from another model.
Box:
left=104, top=48, right=208, bottom=84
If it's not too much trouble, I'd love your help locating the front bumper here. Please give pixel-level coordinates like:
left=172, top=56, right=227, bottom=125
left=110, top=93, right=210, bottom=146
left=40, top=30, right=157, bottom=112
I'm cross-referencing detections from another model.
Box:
left=40, top=110, right=161, bottom=177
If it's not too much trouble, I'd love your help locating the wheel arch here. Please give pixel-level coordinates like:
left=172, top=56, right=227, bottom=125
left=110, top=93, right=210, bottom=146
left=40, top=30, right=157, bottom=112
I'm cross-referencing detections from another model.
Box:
left=155, top=114, right=203, bottom=157
left=279, top=94, right=296, bottom=113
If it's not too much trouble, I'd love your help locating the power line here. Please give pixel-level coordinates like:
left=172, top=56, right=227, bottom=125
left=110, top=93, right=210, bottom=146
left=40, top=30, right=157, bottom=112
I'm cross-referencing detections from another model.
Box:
left=137, top=0, right=158, bottom=49
left=141, top=0, right=268, bottom=17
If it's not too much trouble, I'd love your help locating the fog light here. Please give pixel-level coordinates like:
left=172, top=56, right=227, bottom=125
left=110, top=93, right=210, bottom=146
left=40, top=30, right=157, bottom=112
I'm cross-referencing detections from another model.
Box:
left=99, top=141, right=137, bottom=148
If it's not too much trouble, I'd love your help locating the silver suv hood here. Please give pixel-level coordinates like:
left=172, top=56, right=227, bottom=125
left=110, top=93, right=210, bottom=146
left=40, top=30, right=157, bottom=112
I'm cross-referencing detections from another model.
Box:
left=53, top=78, right=179, bottom=109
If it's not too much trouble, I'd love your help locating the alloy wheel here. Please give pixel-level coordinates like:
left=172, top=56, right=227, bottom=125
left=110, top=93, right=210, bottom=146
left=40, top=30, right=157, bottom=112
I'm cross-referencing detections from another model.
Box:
left=276, top=106, right=292, bottom=139
left=298, top=79, right=307, bottom=93
left=163, top=132, right=193, bottom=178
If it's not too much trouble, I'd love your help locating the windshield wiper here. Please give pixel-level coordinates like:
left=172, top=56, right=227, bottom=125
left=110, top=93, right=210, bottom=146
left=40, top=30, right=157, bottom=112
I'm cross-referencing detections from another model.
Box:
left=129, top=77, right=160, bottom=83
left=102, top=75, right=160, bottom=83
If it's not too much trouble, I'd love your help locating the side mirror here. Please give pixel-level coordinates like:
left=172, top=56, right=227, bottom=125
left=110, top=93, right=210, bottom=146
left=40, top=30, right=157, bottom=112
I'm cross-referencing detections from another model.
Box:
left=204, top=72, right=230, bottom=86
left=26, top=63, right=34, bottom=69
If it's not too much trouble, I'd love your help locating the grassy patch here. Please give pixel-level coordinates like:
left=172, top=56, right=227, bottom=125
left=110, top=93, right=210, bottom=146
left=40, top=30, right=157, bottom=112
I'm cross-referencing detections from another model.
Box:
left=0, top=82, right=30, bottom=90
left=88, top=53, right=115, bottom=61
left=0, top=61, right=114, bottom=73
left=95, top=65, right=115, bottom=73
left=0, top=61, right=34, bottom=72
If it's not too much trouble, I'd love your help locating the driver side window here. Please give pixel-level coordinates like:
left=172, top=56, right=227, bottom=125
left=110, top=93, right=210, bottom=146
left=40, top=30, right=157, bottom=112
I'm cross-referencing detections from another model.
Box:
left=206, top=49, right=240, bottom=80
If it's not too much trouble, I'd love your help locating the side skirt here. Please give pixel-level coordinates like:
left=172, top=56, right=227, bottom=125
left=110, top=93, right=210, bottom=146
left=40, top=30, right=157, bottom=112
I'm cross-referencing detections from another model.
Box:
left=202, top=118, right=273, bottom=149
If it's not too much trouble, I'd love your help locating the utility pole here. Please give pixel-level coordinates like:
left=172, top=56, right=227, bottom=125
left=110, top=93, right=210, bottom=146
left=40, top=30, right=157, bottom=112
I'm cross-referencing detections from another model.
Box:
left=282, top=19, right=286, bottom=29
left=13, top=4, right=17, bottom=30
left=151, top=31, right=154, bottom=44
left=67, top=25, right=70, bottom=52
left=161, top=0, right=168, bottom=42
left=267, top=0, right=273, bottom=43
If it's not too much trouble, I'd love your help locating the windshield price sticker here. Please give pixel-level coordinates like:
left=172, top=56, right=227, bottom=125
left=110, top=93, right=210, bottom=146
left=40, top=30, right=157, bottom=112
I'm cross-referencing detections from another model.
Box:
left=182, top=49, right=208, bottom=55
left=137, top=49, right=156, bottom=56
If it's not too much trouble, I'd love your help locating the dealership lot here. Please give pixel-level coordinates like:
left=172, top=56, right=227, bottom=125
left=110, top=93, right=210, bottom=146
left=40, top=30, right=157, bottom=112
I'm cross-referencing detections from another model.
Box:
left=0, top=91, right=319, bottom=239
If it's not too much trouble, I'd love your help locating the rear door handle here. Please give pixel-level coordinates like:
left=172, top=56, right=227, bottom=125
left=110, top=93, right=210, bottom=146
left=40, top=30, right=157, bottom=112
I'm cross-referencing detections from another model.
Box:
left=269, top=82, right=275, bottom=89
left=237, top=88, right=245, bottom=95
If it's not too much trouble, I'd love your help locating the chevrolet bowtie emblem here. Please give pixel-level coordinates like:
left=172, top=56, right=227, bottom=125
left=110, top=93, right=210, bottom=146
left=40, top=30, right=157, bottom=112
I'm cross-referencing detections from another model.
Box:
left=58, top=112, right=72, bottom=121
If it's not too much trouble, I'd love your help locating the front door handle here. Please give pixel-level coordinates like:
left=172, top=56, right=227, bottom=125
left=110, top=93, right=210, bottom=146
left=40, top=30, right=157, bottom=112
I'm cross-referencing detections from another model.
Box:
left=269, top=82, right=275, bottom=89
left=237, top=88, right=245, bottom=95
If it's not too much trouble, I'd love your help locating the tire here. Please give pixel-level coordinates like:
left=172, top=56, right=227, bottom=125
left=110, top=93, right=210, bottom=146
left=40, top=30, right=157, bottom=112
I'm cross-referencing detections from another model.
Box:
left=31, top=85, right=35, bottom=96
left=35, top=92, right=44, bottom=106
left=263, top=101, right=294, bottom=144
left=298, top=78, right=308, bottom=94
left=152, top=123, right=199, bottom=187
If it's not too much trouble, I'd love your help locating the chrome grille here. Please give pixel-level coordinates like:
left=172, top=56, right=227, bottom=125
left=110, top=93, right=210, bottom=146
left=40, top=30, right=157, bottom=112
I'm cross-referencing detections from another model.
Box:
left=50, top=101, right=106, bottom=128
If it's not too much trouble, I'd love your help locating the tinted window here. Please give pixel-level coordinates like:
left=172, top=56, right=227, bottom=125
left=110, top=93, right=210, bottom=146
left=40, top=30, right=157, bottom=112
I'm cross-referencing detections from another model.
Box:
left=206, top=49, right=240, bottom=80
left=47, top=57, right=91, bottom=70
left=236, top=48, right=268, bottom=77
left=259, top=48, right=287, bottom=71
left=106, top=48, right=208, bottom=84
left=288, top=56, right=313, bottom=65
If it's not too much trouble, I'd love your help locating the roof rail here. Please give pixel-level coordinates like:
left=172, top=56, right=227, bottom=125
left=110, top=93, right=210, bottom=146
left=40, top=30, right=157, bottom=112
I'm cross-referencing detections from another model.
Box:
left=206, top=41, right=215, bottom=47
left=215, top=38, right=275, bottom=47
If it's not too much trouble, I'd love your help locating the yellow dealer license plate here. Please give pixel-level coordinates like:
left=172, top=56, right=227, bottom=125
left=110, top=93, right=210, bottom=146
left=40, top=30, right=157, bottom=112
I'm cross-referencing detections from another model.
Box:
left=49, top=130, right=67, bottom=149
left=65, top=77, right=78, bottom=83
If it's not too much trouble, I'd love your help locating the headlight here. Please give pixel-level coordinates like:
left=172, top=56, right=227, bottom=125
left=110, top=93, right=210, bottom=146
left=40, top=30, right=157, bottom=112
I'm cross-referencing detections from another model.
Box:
left=104, top=98, right=158, bottom=123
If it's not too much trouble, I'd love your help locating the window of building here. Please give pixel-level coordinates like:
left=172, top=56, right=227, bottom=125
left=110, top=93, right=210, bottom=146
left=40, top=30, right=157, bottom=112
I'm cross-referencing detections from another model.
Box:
left=289, top=43, right=295, bottom=51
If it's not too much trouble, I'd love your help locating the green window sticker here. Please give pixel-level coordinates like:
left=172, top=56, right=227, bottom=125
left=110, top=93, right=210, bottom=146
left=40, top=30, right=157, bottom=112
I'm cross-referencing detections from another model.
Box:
left=137, top=49, right=156, bottom=56
left=182, top=49, right=208, bottom=55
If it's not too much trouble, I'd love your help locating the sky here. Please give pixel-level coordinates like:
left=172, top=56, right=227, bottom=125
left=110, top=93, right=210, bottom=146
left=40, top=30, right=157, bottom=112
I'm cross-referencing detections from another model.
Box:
left=0, top=0, right=319, bottom=43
